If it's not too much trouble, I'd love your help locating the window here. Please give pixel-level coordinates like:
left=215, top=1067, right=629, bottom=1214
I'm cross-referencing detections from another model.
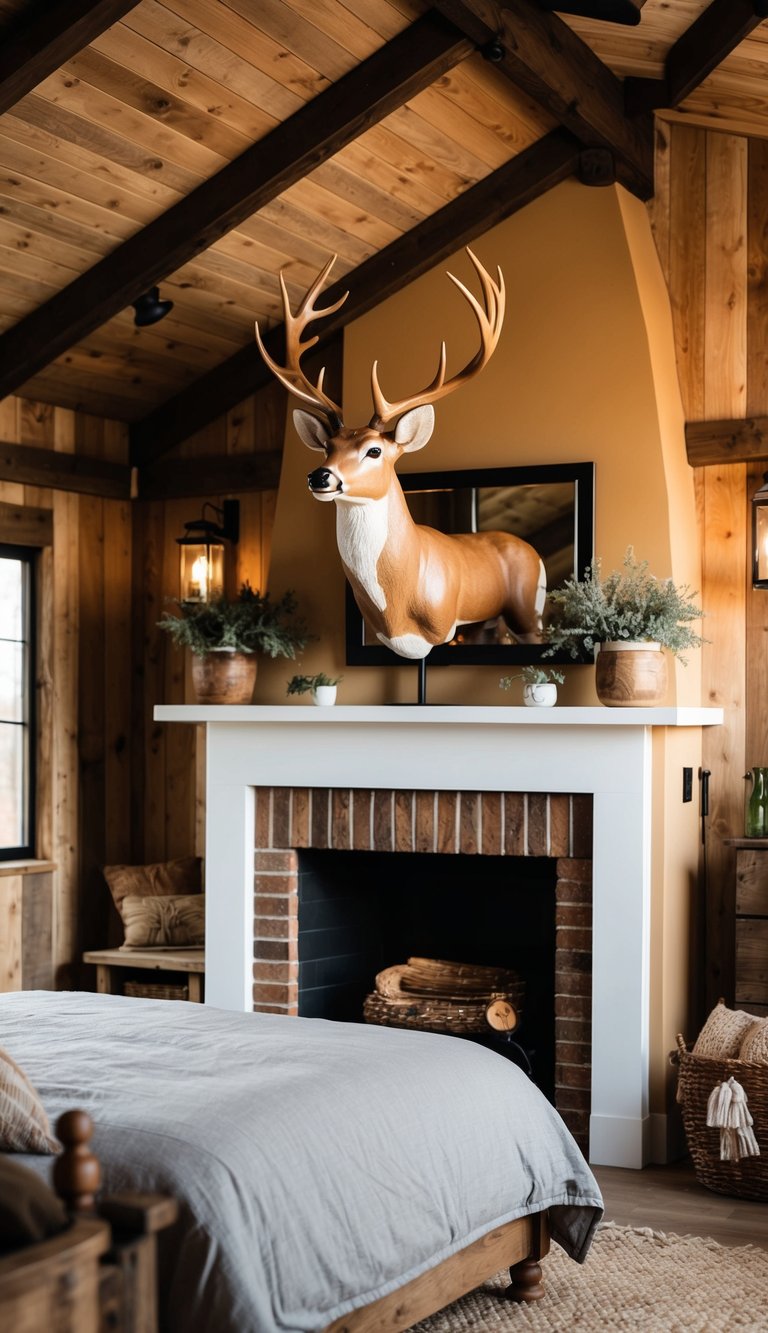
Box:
left=0, top=546, right=35, bottom=859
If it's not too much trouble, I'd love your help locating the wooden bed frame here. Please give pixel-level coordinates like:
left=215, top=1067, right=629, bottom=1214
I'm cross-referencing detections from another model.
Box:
left=325, top=1211, right=550, bottom=1332
left=0, top=1110, right=177, bottom=1333
left=1, top=1109, right=550, bottom=1333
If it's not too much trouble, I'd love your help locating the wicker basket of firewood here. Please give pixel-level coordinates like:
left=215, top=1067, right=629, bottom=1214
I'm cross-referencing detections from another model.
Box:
left=363, top=958, right=524, bottom=1036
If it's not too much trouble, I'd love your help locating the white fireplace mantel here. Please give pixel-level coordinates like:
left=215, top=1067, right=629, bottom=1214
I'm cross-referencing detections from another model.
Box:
left=155, top=704, right=722, bottom=1168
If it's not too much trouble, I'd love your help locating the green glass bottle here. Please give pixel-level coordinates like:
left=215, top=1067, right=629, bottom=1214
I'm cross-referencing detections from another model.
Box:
left=745, top=767, right=768, bottom=837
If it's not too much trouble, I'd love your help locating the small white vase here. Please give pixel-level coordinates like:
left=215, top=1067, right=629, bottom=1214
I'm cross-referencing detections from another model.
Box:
left=523, top=682, right=557, bottom=708
left=312, top=685, right=337, bottom=706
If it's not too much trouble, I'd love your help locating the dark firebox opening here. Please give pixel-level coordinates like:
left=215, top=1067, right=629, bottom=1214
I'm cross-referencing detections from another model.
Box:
left=297, top=849, right=556, bottom=1102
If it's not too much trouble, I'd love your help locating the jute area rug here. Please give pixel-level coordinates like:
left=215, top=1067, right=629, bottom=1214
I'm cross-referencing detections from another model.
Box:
left=412, top=1223, right=768, bottom=1332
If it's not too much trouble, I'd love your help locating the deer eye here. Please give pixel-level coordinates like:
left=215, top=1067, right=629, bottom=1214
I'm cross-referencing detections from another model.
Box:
left=365, top=446, right=382, bottom=459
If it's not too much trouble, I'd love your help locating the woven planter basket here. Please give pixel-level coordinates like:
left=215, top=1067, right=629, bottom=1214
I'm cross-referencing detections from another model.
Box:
left=676, top=1033, right=768, bottom=1201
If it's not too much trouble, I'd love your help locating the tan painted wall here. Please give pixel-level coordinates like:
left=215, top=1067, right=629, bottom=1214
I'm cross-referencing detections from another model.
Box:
left=259, top=180, right=705, bottom=1151
left=260, top=179, right=701, bottom=709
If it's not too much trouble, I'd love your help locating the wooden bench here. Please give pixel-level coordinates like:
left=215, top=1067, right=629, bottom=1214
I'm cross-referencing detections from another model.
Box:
left=82, top=947, right=205, bottom=1003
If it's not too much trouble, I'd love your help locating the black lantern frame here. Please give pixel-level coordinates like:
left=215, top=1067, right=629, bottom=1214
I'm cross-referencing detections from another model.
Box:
left=177, top=499, right=239, bottom=603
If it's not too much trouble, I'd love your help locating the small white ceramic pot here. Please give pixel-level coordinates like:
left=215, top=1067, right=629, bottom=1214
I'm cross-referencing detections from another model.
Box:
left=523, top=682, right=557, bottom=707
left=312, top=685, right=337, bottom=706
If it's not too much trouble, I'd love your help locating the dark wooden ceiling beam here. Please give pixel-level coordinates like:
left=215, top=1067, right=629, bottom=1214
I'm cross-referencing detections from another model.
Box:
left=432, top=0, right=653, bottom=198
left=131, top=129, right=582, bottom=466
left=139, top=451, right=282, bottom=501
left=625, top=0, right=768, bottom=114
left=534, top=0, right=647, bottom=24
left=0, top=0, right=141, bottom=115
left=0, top=12, right=472, bottom=406
left=0, top=441, right=131, bottom=498
left=667, top=0, right=768, bottom=106
left=686, top=417, right=768, bottom=467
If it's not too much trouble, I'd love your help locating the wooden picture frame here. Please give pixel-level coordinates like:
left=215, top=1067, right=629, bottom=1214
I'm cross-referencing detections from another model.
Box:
left=345, top=461, right=595, bottom=667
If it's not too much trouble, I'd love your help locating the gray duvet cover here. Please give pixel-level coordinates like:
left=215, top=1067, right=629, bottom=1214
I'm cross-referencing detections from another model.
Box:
left=1, top=990, right=602, bottom=1332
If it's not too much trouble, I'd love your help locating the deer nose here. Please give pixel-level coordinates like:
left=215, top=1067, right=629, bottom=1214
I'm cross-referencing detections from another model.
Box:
left=307, top=467, right=337, bottom=492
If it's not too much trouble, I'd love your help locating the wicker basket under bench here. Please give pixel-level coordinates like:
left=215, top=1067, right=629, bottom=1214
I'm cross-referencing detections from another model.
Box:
left=676, top=1034, right=768, bottom=1201
left=82, top=947, right=205, bottom=1003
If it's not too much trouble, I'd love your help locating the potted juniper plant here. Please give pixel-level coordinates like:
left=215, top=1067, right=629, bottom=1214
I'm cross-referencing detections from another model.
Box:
left=542, top=548, right=705, bottom=707
left=286, top=671, right=343, bottom=706
left=158, top=582, right=311, bottom=704
left=499, top=665, right=565, bottom=708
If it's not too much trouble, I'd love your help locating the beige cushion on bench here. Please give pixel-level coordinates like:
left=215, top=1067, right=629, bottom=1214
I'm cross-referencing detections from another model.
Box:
left=120, top=894, right=206, bottom=950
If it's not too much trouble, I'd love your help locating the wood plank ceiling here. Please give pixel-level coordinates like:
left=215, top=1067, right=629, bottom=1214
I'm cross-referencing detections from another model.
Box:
left=0, top=0, right=765, bottom=472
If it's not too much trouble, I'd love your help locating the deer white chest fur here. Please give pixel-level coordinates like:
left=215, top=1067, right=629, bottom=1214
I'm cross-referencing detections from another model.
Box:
left=335, top=496, right=389, bottom=613
left=255, top=247, right=546, bottom=659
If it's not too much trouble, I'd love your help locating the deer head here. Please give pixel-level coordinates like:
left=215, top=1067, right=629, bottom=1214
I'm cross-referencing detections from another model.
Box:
left=254, top=249, right=505, bottom=503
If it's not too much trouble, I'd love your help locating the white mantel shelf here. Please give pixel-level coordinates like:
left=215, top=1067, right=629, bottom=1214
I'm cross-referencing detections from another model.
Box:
left=154, top=702, right=722, bottom=1170
left=156, top=704, right=721, bottom=726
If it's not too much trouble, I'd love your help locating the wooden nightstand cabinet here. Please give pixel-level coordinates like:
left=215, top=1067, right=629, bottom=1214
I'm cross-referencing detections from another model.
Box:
left=725, top=839, right=768, bottom=1017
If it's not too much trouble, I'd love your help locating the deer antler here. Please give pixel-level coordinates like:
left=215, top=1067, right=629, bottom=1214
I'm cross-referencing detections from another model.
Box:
left=369, top=248, right=505, bottom=428
left=254, top=255, right=347, bottom=420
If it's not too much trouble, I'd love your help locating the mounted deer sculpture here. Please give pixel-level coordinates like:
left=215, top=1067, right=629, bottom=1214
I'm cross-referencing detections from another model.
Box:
left=255, top=249, right=545, bottom=660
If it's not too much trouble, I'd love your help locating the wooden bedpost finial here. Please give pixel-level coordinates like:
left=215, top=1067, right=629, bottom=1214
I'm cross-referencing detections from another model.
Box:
left=52, top=1109, right=101, bottom=1213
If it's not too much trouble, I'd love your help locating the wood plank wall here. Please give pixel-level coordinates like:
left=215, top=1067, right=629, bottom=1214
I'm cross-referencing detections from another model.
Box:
left=651, top=120, right=768, bottom=1009
left=0, top=379, right=281, bottom=985
left=131, top=379, right=284, bottom=864
left=0, top=394, right=130, bottom=983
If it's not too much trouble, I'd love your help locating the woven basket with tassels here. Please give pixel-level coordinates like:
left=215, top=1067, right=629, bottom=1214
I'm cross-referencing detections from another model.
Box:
left=675, top=1033, right=768, bottom=1201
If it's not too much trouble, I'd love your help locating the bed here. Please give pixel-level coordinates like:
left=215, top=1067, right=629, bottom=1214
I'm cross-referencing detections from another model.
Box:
left=1, top=990, right=603, bottom=1332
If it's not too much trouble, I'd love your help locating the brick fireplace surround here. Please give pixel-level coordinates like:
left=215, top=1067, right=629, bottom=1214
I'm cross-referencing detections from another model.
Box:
left=253, top=787, right=593, bottom=1151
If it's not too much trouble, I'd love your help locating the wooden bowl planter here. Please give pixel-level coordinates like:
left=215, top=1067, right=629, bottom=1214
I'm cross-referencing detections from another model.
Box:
left=190, top=649, right=257, bottom=705
left=594, top=641, right=667, bottom=707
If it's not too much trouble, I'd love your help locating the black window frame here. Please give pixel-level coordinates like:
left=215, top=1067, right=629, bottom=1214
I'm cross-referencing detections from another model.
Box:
left=0, top=543, right=36, bottom=860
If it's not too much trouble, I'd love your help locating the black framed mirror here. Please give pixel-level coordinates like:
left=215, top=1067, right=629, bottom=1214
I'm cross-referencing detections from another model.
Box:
left=345, top=461, right=595, bottom=667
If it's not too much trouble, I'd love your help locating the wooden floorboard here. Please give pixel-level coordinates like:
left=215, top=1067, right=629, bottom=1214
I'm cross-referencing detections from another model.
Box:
left=593, top=1160, right=768, bottom=1251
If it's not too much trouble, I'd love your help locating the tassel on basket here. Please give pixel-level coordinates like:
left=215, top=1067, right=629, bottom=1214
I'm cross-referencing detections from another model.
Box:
left=705, top=1076, right=760, bottom=1162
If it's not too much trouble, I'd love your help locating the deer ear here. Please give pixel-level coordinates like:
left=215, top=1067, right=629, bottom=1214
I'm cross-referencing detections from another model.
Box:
left=393, top=405, right=434, bottom=452
left=293, top=410, right=330, bottom=452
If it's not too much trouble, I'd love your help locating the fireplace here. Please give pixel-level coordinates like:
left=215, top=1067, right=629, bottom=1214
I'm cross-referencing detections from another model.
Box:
left=252, top=787, right=592, bottom=1150
left=155, top=701, right=723, bottom=1166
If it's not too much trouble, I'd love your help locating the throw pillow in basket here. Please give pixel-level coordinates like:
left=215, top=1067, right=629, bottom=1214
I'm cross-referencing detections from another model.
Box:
left=739, top=1018, right=768, bottom=1064
left=119, top=893, right=205, bottom=950
left=692, top=1001, right=756, bottom=1059
left=103, top=855, right=202, bottom=915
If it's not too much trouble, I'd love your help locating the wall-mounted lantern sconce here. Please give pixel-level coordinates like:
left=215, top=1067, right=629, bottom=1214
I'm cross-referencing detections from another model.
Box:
left=752, top=473, right=768, bottom=589
left=177, top=499, right=239, bottom=603
left=132, top=286, right=174, bottom=327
